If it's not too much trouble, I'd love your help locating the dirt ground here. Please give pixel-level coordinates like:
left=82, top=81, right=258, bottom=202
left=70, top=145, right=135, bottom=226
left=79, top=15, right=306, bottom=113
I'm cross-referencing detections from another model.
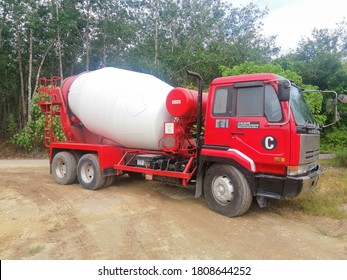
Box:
left=0, top=159, right=346, bottom=260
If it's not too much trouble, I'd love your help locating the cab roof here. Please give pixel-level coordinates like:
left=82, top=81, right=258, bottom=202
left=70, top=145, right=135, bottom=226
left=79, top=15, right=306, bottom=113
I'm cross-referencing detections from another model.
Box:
left=211, top=73, right=284, bottom=86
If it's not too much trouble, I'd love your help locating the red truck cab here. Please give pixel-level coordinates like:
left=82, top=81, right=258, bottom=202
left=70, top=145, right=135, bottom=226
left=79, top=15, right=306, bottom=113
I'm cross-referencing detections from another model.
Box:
left=199, top=73, right=321, bottom=215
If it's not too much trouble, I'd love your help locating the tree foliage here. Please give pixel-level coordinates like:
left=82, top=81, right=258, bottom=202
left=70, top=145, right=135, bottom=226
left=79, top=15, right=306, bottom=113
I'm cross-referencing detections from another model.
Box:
left=220, top=62, right=304, bottom=86
left=276, top=21, right=347, bottom=93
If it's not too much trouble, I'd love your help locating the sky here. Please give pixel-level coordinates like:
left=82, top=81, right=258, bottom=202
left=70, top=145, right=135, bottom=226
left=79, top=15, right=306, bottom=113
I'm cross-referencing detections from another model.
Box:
left=230, top=0, right=347, bottom=53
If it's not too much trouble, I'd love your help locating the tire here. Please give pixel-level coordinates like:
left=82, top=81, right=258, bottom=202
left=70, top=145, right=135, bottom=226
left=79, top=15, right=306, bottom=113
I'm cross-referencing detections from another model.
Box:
left=203, top=164, right=253, bottom=217
left=71, top=151, right=83, bottom=183
left=103, top=175, right=115, bottom=188
left=52, top=151, right=77, bottom=185
left=77, top=153, right=106, bottom=190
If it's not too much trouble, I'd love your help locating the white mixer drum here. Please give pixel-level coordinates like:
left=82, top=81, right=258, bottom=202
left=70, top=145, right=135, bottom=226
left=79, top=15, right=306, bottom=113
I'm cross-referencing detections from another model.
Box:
left=68, top=67, right=174, bottom=150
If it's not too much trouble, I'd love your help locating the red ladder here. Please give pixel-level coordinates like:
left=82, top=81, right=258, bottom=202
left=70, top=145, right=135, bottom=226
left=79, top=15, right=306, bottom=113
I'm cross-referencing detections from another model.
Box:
left=38, top=77, right=62, bottom=148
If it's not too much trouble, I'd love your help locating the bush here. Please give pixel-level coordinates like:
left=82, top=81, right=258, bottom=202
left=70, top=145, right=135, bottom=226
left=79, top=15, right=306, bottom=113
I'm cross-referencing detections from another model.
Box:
left=11, top=116, right=46, bottom=151
left=334, top=150, right=347, bottom=167
left=320, top=125, right=347, bottom=152
left=12, top=94, right=65, bottom=152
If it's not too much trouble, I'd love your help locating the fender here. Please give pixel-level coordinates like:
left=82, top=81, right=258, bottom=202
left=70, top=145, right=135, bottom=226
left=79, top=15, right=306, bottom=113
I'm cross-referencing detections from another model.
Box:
left=195, top=147, right=256, bottom=198
left=200, top=148, right=256, bottom=172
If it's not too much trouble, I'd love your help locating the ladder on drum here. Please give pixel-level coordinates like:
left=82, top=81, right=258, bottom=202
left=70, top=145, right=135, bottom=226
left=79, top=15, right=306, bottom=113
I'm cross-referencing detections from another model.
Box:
left=38, top=77, right=62, bottom=148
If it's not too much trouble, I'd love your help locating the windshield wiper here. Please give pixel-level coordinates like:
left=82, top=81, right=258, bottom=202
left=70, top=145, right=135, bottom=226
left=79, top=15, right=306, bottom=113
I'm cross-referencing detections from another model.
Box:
left=303, top=119, right=313, bottom=128
left=303, top=119, right=310, bottom=128
left=302, top=120, right=321, bottom=131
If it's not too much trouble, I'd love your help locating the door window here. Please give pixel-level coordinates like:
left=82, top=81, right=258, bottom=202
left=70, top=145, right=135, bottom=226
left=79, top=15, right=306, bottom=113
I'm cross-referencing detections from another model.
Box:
left=237, top=87, right=264, bottom=116
left=264, top=85, right=283, bottom=122
left=212, top=87, right=234, bottom=116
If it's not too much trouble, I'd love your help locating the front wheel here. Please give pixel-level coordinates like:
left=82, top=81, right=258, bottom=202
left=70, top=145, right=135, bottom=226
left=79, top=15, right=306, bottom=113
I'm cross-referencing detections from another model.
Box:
left=204, top=164, right=253, bottom=217
left=77, top=153, right=106, bottom=190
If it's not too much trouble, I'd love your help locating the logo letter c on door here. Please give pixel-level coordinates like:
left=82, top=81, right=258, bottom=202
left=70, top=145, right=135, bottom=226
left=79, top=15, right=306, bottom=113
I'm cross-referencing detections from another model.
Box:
left=262, top=136, right=277, bottom=150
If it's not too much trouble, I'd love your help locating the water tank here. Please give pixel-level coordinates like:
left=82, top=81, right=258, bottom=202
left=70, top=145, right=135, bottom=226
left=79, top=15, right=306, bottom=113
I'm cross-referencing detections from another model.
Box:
left=166, top=87, right=208, bottom=119
left=68, top=67, right=174, bottom=150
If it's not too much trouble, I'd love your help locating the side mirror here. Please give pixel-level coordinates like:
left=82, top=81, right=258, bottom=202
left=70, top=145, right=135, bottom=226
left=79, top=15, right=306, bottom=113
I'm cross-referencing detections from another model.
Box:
left=326, top=98, right=336, bottom=113
left=304, top=90, right=338, bottom=128
left=338, top=94, right=347, bottom=104
left=278, top=80, right=290, bottom=101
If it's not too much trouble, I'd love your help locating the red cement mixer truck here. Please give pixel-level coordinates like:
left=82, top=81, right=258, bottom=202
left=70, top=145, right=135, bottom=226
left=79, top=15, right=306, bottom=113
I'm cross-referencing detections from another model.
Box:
left=38, top=67, right=321, bottom=217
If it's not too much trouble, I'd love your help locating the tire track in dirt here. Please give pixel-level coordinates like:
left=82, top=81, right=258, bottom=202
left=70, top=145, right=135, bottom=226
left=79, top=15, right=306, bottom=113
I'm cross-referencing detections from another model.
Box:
left=0, top=169, right=101, bottom=259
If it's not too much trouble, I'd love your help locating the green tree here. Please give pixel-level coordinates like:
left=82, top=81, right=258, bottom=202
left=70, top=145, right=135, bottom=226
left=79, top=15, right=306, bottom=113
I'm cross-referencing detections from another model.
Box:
left=127, top=0, right=278, bottom=85
left=91, top=0, right=137, bottom=69
left=278, top=22, right=347, bottom=92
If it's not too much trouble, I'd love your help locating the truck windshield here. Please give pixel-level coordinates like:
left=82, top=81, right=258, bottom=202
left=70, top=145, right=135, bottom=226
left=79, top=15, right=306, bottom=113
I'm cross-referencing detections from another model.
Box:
left=290, top=86, right=314, bottom=126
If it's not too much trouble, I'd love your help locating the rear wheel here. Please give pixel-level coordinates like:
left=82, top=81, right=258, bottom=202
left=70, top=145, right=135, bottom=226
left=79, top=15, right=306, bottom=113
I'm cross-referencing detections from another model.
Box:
left=52, top=151, right=77, bottom=185
left=103, top=175, right=115, bottom=188
left=204, top=164, right=252, bottom=217
left=77, top=153, right=106, bottom=190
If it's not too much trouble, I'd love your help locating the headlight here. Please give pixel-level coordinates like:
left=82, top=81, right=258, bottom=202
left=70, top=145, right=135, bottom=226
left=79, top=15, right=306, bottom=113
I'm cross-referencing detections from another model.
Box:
left=287, top=164, right=309, bottom=176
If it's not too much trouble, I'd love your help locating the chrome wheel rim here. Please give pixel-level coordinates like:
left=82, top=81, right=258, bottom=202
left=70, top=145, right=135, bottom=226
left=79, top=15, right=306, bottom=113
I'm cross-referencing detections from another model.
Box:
left=80, top=162, right=94, bottom=183
left=55, top=160, right=66, bottom=178
left=211, top=175, right=234, bottom=205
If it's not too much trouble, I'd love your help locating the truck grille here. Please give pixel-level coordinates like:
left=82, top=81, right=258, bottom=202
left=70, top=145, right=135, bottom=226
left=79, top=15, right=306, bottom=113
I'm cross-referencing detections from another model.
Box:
left=305, top=149, right=320, bottom=160
left=300, top=134, right=320, bottom=164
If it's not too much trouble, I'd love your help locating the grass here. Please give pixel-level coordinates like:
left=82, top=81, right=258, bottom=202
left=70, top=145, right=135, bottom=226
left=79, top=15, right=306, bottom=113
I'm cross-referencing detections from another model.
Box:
left=28, top=244, right=45, bottom=256
left=270, top=161, right=347, bottom=220
left=314, top=226, right=347, bottom=238
left=320, top=150, right=347, bottom=168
